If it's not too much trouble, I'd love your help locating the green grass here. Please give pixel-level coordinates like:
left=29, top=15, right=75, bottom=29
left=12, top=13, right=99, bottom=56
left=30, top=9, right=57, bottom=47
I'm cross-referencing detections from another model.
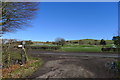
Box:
left=116, top=61, right=120, bottom=70
left=2, top=45, right=44, bottom=78
left=31, top=44, right=58, bottom=47
left=61, top=45, right=102, bottom=52
left=2, top=50, right=22, bottom=67
left=32, top=43, right=115, bottom=53
left=10, top=51, right=21, bottom=60
left=59, top=44, right=115, bottom=52
left=31, top=39, right=114, bottom=53
left=114, top=61, right=120, bottom=78
left=63, top=45, right=97, bottom=47
left=6, top=57, right=43, bottom=78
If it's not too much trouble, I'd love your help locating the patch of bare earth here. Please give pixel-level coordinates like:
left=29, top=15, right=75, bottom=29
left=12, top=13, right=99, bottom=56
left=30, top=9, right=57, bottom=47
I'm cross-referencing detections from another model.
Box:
left=29, top=54, right=117, bottom=78
left=37, top=59, right=95, bottom=78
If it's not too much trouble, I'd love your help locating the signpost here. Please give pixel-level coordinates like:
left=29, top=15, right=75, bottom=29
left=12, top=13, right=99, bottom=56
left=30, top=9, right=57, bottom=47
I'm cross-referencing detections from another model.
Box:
left=18, top=45, right=22, bottom=48
left=22, top=41, right=25, bottom=49
left=18, top=41, right=28, bottom=64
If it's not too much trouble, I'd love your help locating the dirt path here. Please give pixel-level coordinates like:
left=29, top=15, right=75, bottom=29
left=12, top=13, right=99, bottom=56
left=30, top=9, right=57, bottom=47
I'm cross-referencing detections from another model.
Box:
left=28, top=54, right=118, bottom=78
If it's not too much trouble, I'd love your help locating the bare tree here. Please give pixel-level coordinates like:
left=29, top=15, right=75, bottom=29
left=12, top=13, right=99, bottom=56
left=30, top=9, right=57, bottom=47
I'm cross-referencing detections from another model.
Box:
left=1, top=2, right=39, bottom=66
left=1, top=2, right=39, bottom=33
left=55, top=38, right=65, bottom=46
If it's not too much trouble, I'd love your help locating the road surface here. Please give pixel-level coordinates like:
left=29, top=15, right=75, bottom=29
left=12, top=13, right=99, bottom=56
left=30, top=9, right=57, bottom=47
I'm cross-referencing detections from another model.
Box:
left=28, top=50, right=119, bottom=58
left=27, top=51, right=119, bottom=78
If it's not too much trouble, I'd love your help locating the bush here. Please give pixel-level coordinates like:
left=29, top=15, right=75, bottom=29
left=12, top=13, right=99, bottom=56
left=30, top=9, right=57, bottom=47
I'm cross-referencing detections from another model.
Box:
left=30, top=46, right=61, bottom=50
left=115, top=61, right=120, bottom=72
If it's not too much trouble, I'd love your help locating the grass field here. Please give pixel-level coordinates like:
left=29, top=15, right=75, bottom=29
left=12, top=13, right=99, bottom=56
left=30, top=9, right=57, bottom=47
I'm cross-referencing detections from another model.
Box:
left=31, top=44, right=115, bottom=53
left=60, top=44, right=115, bottom=52
left=60, top=45, right=102, bottom=52
left=31, top=39, right=115, bottom=53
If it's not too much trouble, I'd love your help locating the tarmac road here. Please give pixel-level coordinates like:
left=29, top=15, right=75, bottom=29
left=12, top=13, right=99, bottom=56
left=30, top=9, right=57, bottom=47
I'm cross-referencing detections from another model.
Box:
left=28, top=50, right=119, bottom=58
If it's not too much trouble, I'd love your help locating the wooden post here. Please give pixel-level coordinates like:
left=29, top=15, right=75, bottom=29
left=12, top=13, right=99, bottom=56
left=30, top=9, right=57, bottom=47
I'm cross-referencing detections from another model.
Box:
left=22, top=41, right=28, bottom=62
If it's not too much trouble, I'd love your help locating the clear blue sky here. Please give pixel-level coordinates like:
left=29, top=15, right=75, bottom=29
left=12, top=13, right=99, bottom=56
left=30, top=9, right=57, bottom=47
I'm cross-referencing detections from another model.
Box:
left=3, top=2, right=118, bottom=41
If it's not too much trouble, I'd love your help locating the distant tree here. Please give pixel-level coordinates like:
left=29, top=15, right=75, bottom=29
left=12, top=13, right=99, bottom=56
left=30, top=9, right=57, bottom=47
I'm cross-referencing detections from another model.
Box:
left=1, top=2, right=39, bottom=33
left=112, top=36, right=120, bottom=47
left=100, top=39, right=106, bottom=45
left=79, top=40, right=83, bottom=45
left=46, top=41, right=49, bottom=43
left=94, top=40, right=98, bottom=45
left=25, top=40, right=33, bottom=45
left=88, top=42, right=91, bottom=45
left=73, top=42, right=78, bottom=44
left=52, top=42, right=56, bottom=45
left=66, top=41, right=68, bottom=42
left=69, top=41, right=72, bottom=44
left=55, top=38, right=65, bottom=46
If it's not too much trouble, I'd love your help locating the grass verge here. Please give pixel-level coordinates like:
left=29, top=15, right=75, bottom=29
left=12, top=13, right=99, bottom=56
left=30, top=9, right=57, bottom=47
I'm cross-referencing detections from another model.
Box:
left=115, top=61, right=120, bottom=78
left=2, top=56, right=43, bottom=78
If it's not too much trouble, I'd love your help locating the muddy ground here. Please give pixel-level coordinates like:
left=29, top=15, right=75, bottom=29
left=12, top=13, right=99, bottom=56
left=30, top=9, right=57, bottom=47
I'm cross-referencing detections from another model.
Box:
left=27, top=53, right=119, bottom=79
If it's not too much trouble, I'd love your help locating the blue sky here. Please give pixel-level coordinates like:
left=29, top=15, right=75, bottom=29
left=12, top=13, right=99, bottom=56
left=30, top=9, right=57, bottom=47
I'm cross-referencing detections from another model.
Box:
left=3, top=2, right=118, bottom=41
